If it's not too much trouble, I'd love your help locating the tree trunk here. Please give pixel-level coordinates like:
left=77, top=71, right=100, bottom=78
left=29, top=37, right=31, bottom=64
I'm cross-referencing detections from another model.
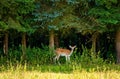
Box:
left=91, top=32, right=99, bottom=55
left=116, top=31, right=120, bottom=64
left=3, top=32, right=8, bottom=55
left=54, top=34, right=59, bottom=48
left=21, top=32, right=26, bottom=58
left=49, top=30, right=55, bottom=50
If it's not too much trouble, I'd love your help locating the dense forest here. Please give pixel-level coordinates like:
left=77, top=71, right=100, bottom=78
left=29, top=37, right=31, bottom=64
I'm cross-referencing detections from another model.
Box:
left=0, top=0, right=120, bottom=65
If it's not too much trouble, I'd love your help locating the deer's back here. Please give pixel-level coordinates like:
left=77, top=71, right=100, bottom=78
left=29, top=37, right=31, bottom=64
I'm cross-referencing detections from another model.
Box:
left=55, top=48, right=70, bottom=55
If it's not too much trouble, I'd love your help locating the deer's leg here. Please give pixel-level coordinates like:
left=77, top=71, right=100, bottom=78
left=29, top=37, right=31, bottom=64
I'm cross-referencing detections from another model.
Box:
left=57, top=55, right=60, bottom=61
left=54, top=55, right=60, bottom=64
left=67, top=56, right=71, bottom=62
left=65, top=56, right=68, bottom=62
left=54, top=56, right=57, bottom=63
left=57, top=55, right=61, bottom=65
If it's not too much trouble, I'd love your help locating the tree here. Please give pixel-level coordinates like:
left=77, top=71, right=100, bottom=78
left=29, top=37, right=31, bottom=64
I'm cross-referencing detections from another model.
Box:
left=33, top=0, right=78, bottom=50
left=75, top=0, right=120, bottom=58
left=0, top=0, right=35, bottom=57
left=88, top=0, right=120, bottom=62
left=15, top=0, right=35, bottom=58
left=0, top=0, right=18, bottom=55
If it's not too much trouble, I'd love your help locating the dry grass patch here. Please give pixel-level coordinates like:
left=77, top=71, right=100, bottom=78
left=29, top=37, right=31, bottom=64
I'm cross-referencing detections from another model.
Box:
left=0, top=70, right=120, bottom=79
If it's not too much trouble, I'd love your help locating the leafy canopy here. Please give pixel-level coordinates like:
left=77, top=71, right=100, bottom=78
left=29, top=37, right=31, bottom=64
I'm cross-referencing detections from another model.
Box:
left=0, top=0, right=35, bottom=33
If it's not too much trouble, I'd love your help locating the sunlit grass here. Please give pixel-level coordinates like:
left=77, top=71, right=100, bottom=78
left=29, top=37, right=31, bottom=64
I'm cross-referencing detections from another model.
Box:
left=0, top=70, right=120, bottom=79
left=0, top=63, right=120, bottom=79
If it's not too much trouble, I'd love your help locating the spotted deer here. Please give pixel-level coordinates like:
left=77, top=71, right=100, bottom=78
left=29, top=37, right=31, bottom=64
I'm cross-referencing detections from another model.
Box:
left=54, top=45, right=76, bottom=63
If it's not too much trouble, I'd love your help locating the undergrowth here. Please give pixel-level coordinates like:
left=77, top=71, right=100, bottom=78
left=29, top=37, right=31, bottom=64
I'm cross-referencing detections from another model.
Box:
left=0, top=45, right=119, bottom=73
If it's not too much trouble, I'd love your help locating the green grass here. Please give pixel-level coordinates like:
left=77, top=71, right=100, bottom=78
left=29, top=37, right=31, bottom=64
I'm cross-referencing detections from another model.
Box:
left=0, top=64, right=120, bottom=79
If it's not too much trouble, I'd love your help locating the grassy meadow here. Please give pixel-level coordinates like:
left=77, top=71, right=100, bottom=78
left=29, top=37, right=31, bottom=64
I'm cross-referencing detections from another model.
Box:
left=0, top=70, right=120, bottom=79
left=0, top=64, right=120, bottom=79
left=0, top=46, right=120, bottom=79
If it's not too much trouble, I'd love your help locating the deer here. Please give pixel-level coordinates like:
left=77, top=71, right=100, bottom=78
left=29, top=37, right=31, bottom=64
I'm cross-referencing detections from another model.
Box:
left=54, top=45, right=76, bottom=64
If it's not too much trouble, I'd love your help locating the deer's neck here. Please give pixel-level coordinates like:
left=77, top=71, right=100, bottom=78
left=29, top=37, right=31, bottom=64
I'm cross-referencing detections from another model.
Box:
left=69, top=49, right=74, bottom=56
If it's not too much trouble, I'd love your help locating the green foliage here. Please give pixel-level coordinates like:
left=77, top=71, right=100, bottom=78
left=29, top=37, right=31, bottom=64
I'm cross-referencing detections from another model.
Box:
left=0, top=0, right=35, bottom=34
left=1, top=45, right=53, bottom=65
left=72, top=46, right=105, bottom=66
left=33, top=0, right=78, bottom=31
left=75, top=0, right=120, bottom=34
left=16, top=0, right=35, bottom=14
left=25, top=46, right=54, bottom=65
left=0, top=21, right=8, bottom=30
left=95, top=0, right=117, bottom=9
left=88, top=7, right=120, bottom=24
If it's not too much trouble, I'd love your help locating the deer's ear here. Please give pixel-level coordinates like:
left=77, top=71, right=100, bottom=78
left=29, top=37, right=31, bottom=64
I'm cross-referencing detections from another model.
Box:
left=74, top=45, right=76, bottom=48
